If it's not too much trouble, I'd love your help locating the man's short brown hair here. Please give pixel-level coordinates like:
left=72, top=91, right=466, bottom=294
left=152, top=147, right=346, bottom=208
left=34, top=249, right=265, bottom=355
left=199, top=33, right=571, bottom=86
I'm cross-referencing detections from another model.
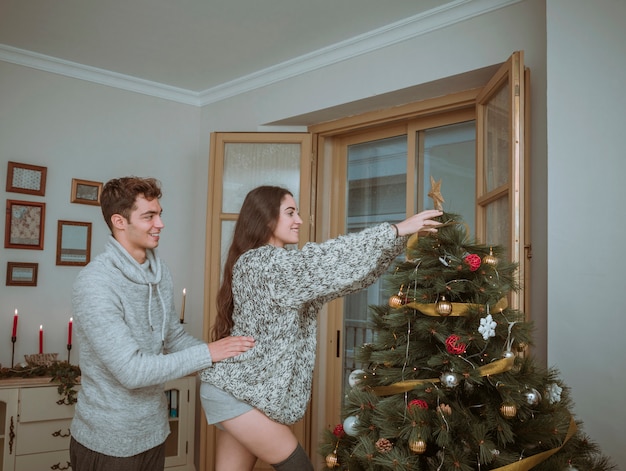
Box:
left=100, top=177, right=162, bottom=232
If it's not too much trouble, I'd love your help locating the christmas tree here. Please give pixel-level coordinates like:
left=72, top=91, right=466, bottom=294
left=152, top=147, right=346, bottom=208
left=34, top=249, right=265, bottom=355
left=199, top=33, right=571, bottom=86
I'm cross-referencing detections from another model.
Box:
left=320, top=199, right=615, bottom=469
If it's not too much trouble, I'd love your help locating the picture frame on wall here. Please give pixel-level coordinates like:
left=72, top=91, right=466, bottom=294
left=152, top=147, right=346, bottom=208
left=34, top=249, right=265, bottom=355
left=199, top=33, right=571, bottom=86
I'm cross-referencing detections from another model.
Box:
left=71, top=178, right=103, bottom=205
left=6, top=161, right=47, bottom=196
left=4, top=200, right=46, bottom=250
left=56, top=220, right=92, bottom=266
left=6, top=262, right=39, bottom=286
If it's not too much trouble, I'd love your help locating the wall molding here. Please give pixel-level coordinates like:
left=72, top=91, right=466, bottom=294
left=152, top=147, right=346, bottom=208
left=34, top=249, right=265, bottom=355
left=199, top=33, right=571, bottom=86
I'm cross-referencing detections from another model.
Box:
left=0, top=0, right=520, bottom=107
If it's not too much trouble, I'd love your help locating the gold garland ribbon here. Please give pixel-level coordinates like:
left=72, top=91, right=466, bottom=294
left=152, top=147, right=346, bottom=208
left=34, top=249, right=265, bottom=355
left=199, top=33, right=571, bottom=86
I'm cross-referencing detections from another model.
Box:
left=405, top=297, right=508, bottom=317
left=493, top=416, right=577, bottom=470
left=372, top=355, right=514, bottom=396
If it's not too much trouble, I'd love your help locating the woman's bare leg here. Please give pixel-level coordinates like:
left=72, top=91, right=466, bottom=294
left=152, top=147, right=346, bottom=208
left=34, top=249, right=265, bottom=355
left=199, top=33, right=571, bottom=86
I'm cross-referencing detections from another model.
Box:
left=217, top=408, right=300, bottom=466
left=215, top=428, right=257, bottom=471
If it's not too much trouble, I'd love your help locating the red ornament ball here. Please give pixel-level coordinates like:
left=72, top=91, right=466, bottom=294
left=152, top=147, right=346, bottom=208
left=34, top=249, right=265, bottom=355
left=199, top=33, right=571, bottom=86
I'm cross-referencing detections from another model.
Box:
left=464, top=253, right=482, bottom=271
left=408, top=399, right=429, bottom=410
left=445, top=334, right=467, bottom=355
left=333, top=424, right=345, bottom=438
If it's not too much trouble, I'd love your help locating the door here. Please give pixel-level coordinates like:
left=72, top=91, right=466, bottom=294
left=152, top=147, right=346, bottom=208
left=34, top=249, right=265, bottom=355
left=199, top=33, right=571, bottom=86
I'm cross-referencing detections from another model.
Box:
left=201, top=132, right=313, bottom=470
left=476, top=50, right=528, bottom=313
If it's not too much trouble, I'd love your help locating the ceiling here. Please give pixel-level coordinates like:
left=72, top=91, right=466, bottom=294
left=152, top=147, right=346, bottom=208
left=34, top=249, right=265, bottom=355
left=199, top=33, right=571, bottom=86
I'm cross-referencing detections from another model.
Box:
left=0, top=0, right=453, bottom=94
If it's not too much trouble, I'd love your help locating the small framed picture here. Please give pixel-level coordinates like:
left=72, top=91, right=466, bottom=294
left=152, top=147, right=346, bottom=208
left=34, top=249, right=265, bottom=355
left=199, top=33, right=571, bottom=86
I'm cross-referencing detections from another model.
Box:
left=56, top=220, right=92, bottom=266
left=6, top=161, right=47, bottom=196
left=4, top=200, right=46, bottom=250
left=71, top=178, right=103, bottom=206
left=6, top=262, right=39, bottom=286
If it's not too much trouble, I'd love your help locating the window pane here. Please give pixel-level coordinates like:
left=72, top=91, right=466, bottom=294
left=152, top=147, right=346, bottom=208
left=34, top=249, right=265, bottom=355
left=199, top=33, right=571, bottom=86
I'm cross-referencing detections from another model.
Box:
left=420, top=121, right=476, bottom=232
left=219, top=220, right=236, bottom=277
left=222, top=142, right=301, bottom=213
left=485, top=196, right=509, bottom=254
left=343, top=135, right=407, bottom=394
left=483, top=83, right=510, bottom=193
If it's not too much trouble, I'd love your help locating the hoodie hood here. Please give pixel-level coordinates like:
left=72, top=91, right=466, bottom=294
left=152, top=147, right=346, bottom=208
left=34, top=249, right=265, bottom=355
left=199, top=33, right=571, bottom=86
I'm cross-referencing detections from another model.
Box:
left=105, top=235, right=167, bottom=345
left=105, top=235, right=162, bottom=285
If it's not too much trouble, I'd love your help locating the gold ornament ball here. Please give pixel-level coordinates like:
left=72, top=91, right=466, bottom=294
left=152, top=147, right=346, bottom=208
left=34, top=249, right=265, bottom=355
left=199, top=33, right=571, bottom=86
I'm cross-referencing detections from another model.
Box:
left=483, top=248, right=498, bottom=266
left=409, top=438, right=427, bottom=454
left=499, top=402, right=517, bottom=419
left=436, top=296, right=453, bottom=316
left=388, top=295, right=404, bottom=308
left=325, top=452, right=339, bottom=468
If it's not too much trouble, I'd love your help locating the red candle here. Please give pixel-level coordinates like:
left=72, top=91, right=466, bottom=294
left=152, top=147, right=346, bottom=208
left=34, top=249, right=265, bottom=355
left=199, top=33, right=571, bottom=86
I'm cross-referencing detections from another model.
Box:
left=68, top=317, right=73, bottom=345
left=39, top=325, right=43, bottom=354
left=12, top=309, right=18, bottom=338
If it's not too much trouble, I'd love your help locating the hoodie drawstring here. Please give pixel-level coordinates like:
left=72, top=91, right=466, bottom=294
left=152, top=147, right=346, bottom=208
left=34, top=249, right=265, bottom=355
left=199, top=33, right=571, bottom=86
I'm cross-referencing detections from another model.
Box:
left=148, top=283, right=167, bottom=350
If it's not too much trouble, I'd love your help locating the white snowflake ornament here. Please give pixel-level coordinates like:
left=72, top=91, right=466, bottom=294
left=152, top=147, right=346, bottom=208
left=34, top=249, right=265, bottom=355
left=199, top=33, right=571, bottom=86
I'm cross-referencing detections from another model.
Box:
left=478, top=314, right=497, bottom=340
left=546, top=383, right=563, bottom=404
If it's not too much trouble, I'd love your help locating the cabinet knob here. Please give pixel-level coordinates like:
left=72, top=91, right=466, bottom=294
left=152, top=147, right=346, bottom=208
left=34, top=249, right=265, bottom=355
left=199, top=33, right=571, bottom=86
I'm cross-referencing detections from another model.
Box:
left=9, top=416, right=15, bottom=454
left=51, top=461, right=71, bottom=470
left=52, top=428, right=71, bottom=438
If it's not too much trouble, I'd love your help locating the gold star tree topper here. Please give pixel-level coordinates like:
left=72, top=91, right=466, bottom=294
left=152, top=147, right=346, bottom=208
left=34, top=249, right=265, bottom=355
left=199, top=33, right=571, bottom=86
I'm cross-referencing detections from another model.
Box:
left=428, top=176, right=445, bottom=211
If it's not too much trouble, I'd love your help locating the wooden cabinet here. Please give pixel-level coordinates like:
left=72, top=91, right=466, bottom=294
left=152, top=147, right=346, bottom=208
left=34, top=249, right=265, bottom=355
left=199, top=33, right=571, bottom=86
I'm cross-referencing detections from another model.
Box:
left=0, top=376, right=196, bottom=471
left=15, top=386, right=75, bottom=470
left=0, top=389, right=18, bottom=471
left=164, top=376, right=196, bottom=470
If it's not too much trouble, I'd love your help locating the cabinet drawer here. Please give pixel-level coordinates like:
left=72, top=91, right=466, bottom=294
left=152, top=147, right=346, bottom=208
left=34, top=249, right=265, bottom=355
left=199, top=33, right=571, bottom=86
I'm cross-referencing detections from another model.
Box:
left=15, top=449, right=72, bottom=470
left=19, top=386, right=77, bottom=422
left=16, top=419, right=72, bottom=455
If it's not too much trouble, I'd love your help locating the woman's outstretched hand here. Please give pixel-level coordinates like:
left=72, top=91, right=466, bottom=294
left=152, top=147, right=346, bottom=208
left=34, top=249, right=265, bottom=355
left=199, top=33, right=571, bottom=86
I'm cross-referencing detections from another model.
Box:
left=208, top=336, right=255, bottom=362
left=395, top=209, right=443, bottom=237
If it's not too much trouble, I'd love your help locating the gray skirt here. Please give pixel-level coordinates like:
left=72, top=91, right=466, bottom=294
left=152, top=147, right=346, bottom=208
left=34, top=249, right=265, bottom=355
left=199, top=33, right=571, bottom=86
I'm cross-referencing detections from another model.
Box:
left=199, top=382, right=254, bottom=427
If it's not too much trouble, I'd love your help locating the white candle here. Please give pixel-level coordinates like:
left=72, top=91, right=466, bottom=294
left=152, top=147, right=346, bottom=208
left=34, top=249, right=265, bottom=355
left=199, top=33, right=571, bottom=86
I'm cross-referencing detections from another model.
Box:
left=180, top=288, right=186, bottom=323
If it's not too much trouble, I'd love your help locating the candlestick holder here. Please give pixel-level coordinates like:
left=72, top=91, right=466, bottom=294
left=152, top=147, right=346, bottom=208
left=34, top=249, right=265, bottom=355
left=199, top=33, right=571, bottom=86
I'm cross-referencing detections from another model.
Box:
left=67, top=344, right=72, bottom=363
left=11, top=336, right=16, bottom=367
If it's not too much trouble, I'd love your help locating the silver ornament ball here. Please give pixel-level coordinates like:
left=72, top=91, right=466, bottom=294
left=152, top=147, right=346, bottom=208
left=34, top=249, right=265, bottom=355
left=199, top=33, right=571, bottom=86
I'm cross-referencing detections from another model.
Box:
left=348, top=369, right=366, bottom=388
left=524, top=388, right=542, bottom=406
left=440, top=371, right=460, bottom=388
left=343, top=415, right=359, bottom=437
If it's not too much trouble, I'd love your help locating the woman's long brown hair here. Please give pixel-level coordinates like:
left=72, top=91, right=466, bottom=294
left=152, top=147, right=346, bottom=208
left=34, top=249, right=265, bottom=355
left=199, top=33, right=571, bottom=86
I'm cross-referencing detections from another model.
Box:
left=212, top=186, right=293, bottom=340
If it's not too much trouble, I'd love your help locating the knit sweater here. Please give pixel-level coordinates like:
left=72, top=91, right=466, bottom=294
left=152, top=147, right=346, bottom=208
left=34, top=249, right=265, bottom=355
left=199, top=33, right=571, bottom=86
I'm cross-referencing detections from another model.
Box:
left=200, top=223, right=406, bottom=425
left=71, top=236, right=213, bottom=457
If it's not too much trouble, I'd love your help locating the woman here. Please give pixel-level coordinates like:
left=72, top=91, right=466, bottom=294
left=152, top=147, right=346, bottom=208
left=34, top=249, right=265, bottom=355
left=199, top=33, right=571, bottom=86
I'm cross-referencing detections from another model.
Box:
left=200, top=185, right=442, bottom=470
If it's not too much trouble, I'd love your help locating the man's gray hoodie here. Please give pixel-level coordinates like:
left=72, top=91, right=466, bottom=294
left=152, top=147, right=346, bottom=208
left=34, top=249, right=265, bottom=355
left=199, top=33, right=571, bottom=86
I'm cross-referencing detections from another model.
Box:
left=70, top=235, right=212, bottom=457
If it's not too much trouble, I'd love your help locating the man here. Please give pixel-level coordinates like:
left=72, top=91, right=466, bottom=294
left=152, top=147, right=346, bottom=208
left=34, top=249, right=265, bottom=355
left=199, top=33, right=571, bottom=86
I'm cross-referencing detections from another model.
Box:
left=70, top=176, right=254, bottom=471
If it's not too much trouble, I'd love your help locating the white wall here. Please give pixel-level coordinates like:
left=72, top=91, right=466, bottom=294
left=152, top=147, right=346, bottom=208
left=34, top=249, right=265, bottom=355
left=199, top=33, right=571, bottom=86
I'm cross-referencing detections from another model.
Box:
left=1, top=0, right=621, bottom=466
left=0, top=65, right=206, bottom=365
left=547, top=0, right=626, bottom=467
